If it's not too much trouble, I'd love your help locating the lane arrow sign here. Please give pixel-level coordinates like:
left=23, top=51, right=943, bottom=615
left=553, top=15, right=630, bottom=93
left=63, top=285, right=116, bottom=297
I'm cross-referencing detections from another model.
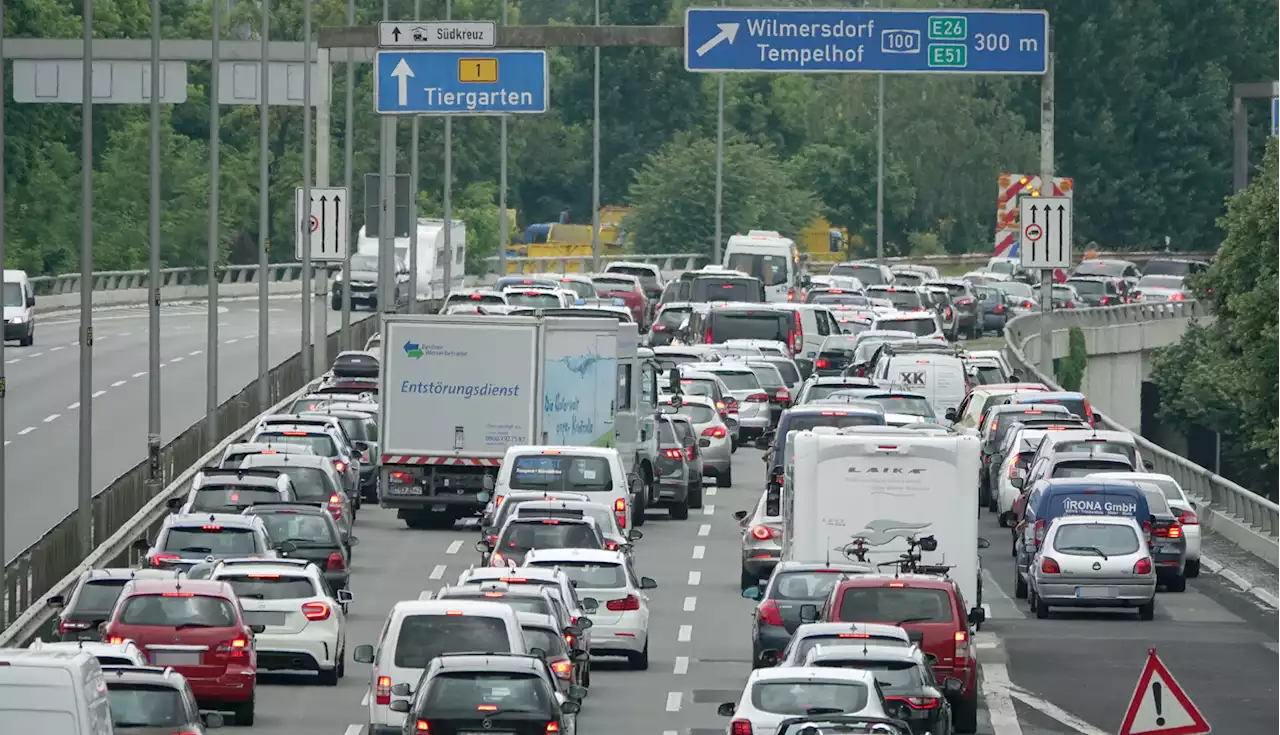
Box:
left=391, top=58, right=415, bottom=107
left=391, top=26, right=402, bottom=42
left=1057, top=205, right=1066, bottom=263
left=696, top=22, right=740, bottom=57
left=319, top=195, right=329, bottom=253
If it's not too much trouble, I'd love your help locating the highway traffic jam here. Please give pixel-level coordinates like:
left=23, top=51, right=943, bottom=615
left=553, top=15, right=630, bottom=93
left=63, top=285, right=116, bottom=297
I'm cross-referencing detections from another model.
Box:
left=0, top=239, right=1241, bottom=735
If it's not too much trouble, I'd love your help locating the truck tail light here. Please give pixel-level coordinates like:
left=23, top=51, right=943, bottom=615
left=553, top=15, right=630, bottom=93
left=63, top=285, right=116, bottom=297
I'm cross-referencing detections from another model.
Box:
left=376, top=675, right=392, bottom=705
left=615, top=497, right=627, bottom=530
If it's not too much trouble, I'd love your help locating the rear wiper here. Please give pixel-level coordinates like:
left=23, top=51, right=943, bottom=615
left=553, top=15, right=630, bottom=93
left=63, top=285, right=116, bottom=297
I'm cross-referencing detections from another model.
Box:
left=174, top=622, right=216, bottom=629
left=805, top=706, right=846, bottom=716
left=1062, top=545, right=1108, bottom=560
left=178, top=547, right=213, bottom=553
left=238, top=593, right=265, bottom=599
left=896, top=616, right=934, bottom=624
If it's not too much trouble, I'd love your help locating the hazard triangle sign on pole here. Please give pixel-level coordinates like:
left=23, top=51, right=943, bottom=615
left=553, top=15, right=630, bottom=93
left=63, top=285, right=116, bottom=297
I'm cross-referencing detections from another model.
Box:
left=1118, top=648, right=1211, bottom=735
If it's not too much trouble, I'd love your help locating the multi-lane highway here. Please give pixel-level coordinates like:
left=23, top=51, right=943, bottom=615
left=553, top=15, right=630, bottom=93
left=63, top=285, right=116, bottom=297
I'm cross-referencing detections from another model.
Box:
left=2, top=296, right=367, bottom=561
left=245, top=446, right=1278, bottom=735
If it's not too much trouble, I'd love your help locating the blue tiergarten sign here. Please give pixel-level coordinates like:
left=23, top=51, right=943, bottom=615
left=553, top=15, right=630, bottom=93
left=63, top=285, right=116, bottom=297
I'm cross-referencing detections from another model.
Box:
left=375, top=49, right=548, bottom=115
left=684, top=8, right=1048, bottom=75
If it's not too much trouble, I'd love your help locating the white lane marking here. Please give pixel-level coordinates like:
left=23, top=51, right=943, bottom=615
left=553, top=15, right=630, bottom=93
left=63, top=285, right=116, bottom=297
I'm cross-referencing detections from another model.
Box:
left=692, top=545, right=705, bottom=560
left=665, top=692, right=682, bottom=712
left=3, top=440, right=9, bottom=446
left=980, top=663, right=1024, bottom=735
left=226, top=338, right=239, bottom=344
left=28, top=352, right=42, bottom=357
left=170, top=356, right=184, bottom=363
left=4, top=359, right=18, bottom=364
left=663, top=731, right=679, bottom=735
left=111, top=380, right=126, bottom=387
left=119, top=332, right=131, bottom=337
left=706, top=486, right=717, bottom=496
left=68, top=402, right=80, bottom=410
left=688, top=571, right=701, bottom=586
left=43, top=414, right=60, bottom=423
left=50, top=346, right=64, bottom=352
left=132, top=371, right=146, bottom=378
left=17, top=427, right=35, bottom=436
left=1263, top=642, right=1278, bottom=654
left=360, top=689, right=370, bottom=707
left=673, top=656, right=689, bottom=675
left=698, top=523, right=711, bottom=536
left=418, top=590, right=434, bottom=600
left=343, top=725, right=364, bottom=735
left=677, top=624, right=692, bottom=642
left=703, top=504, right=715, bottom=516
left=188, top=350, right=202, bottom=356
left=446, top=540, right=463, bottom=555
left=92, top=390, right=106, bottom=398
left=429, top=564, right=447, bottom=580
left=1006, top=685, right=1109, bottom=735
left=683, top=596, right=697, bottom=612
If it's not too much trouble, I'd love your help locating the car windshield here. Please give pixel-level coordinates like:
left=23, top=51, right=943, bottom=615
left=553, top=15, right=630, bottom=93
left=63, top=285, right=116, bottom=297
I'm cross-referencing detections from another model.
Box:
left=1019, top=397, right=1088, bottom=420
left=349, top=255, right=379, bottom=271
left=710, top=371, right=761, bottom=391
left=710, top=312, right=789, bottom=342
left=1053, top=460, right=1134, bottom=478
left=656, top=307, right=691, bottom=328
left=973, top=286, right=1002, bottom=303
left=658, top=420, right=678, bottom=443
left=1131, top=478, right=1185, bottom=504
left=162, top=527, right=259, bottom=555
left=751, top=681, right=870, bottom=715
left=442, top=593, right=553, bottom=616
left=521, top=626, right=570, bottom=657
left=675, top=378, right=717, bottom=399
left=892, top=272, right=924, bottom=287
left=2, top=282, right=23, bottom=307
left=507, top=291, right=562, bottom=308
left=1057, top=440, right=1136, bottom=464
left=262, top=467, right=333, bottom=501
left=769, top=571, right=851, bottom=601
left=830, top=264, right=886, bottom=286
left=837, top=587, right=955, bottom=623
left=1053, top=523, right=1140, bottom=555
left=988, top=260, right=1016, bottom=275
left=608, top=266, right=660, bottom=286
left=810, top=659, right=923, bottom=694
left=556, top=279, right=595, bottom=298
left=1068, top=279, right=1107, bottom=295
left=255, top=432, right=337, bottom=456
left=675, top=404, right=717, bottom=424
left=928, top=282, right=968, bottom=298
left=118, top=594, right=237, bottom=626
left=255, top=512, right=337, bottom=546
left=106, top=684, right=190, bottom=728
left=189, top=486, right=280, bottom=511
left=869, top=289, right=924, bottom=309
left=809, top=292, right=869, bottom=306
left=748, top=364, right=785, bottom=388
left=1138, top=275, right=1183, bottom=289
left=863, top=394, right=934, bottom=418
left=497, top=521, right=601, bottom=554
left=394, top=615, right=511, bottom=668
left=221, top=574, right=317, bottom=600
left=526, top=561, right=625, bottom=588
left=996, top=282, right=1034, bottom=299
left=592, top=277, right=636, bottom=293
left=727, top=253, right=790, bottom=287
left=877, top=317, right=936, bottom=337
left=423, top=672, right=552, bottom=715
left=72, top=579, right=129, bottom=615
left=691, top=277, right=761, bottom=303
left=670, top=420, right=697, bottom=444
left=795, top=634, right=908, bottom=661
left=338, top=417, right=377, bottom=442
left=509, top=455, right=612, bottom=493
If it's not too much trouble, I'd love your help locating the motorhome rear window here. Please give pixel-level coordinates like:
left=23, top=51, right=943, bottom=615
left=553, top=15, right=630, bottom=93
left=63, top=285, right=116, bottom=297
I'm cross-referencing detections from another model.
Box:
left=394, top=615, right=511, bottom=668
left=509, top=456, right=611, bottom=492
left=690, top=278, right=762, bottom=303
left=836, top=587, right=954, bottom=623
left=709, top=312, right=789, bottom=343
left=727, top=254, right=789, bottom=287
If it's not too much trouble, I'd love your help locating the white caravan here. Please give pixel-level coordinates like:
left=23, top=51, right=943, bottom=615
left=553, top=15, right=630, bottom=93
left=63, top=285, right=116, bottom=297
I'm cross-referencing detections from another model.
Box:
left=355, top=218, right=467, bottom=301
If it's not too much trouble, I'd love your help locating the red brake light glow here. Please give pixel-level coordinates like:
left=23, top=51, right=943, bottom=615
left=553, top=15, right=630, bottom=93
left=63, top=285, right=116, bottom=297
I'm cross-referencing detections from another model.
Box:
left=702, top=427, right=727, bottom=438
left=302, top=601, right=331, bottom=620
left=1134, top=558, right=1154, bottom=574
left=750, top=525, right=773, bottom=540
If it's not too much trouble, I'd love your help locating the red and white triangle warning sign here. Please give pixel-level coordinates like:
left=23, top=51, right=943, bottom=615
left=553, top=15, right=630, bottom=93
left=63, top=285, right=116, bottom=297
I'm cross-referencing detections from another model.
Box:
left=1119, top=648, right=1211, bottom=735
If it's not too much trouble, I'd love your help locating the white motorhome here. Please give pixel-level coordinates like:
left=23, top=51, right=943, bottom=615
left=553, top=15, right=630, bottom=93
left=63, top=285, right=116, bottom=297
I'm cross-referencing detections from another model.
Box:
left=723, top=230, right=799, bottom=303
left=781, top=426, right=983, bottom=606
left=353, top=218, right=466, bottom=302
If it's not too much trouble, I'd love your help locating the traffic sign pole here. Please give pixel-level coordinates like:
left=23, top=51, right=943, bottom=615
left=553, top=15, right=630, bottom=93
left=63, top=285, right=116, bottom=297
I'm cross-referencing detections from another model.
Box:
left=300, top=0, right=314, bottom=381
left=1038, top=38, right=1055, bottom=377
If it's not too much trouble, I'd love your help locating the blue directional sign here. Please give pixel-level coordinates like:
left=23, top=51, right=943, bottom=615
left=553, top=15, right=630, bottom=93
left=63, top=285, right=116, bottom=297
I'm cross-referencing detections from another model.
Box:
left=1272, top=97, right=1278, bottom=137
left=685, top=8, right=1048, bottom=75
left=375, top=49, right=548, bottom=115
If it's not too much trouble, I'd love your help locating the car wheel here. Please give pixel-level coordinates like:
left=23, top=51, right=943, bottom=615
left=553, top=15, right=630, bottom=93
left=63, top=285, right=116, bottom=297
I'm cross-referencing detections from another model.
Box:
left=583, top=663, right=591, bottom=688
left=337, top=650, right=345, bottom=678
left=233, top=697, right=255, bottom=727
left=1138, top=599, right=1156, bottom=620
left=1013, top=568, right=1027, bottom=599
left=952, top=689, right=979, bottom=734
left=1033, top=591, right=1050, bottom=619
left=318, top=662, right=339, bottom=686
left=1184, top=558, right=1200, bottom=578
left=632, top=484, right=648, bottom=528
left=1165, top=574, right=1187, bottom=593
left=331, top=298, right=342, bottom=311
left=20, top=325, right=33, bottom=347
left=628, top=641, right=649, bottom=671
left=670, top=498, right=690, bottom=521
left=688, top=484, right=703, bottom=510
left=717, top=468, right=733, bottom=488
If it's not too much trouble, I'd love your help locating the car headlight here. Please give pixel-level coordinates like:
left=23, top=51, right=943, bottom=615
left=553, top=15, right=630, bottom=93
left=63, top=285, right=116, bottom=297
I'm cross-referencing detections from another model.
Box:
left=9, top=315, right=25, bottom=324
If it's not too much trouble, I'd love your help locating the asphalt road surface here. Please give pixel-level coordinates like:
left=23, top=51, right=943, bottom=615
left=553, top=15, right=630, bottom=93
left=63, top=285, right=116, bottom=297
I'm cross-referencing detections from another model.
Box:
left=242, top=446, right=1277, bottom=735
left=2, top=296, right=372, bottom=562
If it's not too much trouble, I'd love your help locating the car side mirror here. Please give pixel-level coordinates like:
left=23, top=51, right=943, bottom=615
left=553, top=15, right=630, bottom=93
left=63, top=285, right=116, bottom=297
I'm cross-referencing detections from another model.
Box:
left=1092, top=412, right=1102, bottom=424
left=476, top=540, right=492, bottom=553
left=563, top=626, right=582, bottom=639
left=130, top=538, right=151, bottom=553
left=1010, top=477, right=1024, bottom=489
left=276, top=541, right=297, bottom=554
left=352, top=644, right=375, bottom=664
left=717, top=702, right=737, bottom=717
left=1143, top=460, right=1154, bottom=470
left=758, top=649, right=781, bottom=666
left=753, top=435, right=772, bottom=450
left=561, top=700, right=582, bottom=715
left=798, top=604, right=819, bottom=623
left=203, top=712, right=225, bottom=729
left=944, top=408, right=958, bottom=422
left=571, top=649, right=589, bottom=662
left=26, top=295, right=35, bottom=307
left=741, top=586, right=761, bottom=600
left=390, top=682, right=413, bottom=697
left=388, top=700, right=411, bottom=713
left=580, top=597, right=599, bottom=613
left=347, top=535, right=360, bottom=547
left=977, top=537, right=991, bottom=549
left=567, top=684, right=588, bottom=701
left=47, top=595, right=66, bottom=609
left=943, top=677, right=964, bottom=697
left=249, top=624, right=266, bottom=634
left=628, top=529, right=643, bottom=541
left=165, top=497, right=183, bottom=512
left=732, top=510, right=749, bottom=521
left=353, top=440, right=370, bottom=453
left=576, top=617, right=593, bottom=630
left=968, top=607, right=986, bottom=625
left=668, top=368, right=681, bottom=391
left=639, top=576, right=658, bottom=590
left=337, top=589, right=354, bottom=603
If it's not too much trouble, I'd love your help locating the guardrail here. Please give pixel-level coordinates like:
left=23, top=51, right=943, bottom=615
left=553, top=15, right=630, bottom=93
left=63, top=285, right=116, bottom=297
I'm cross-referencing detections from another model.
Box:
left=484, top=253, right=709, bottom=276
left=0, top=311, right=387, bottom=641
left=29, top=263, right=311, bottom=296
left=807, top=249, right=1216, bottom=273
left=1003, top=302, right=1279, bottom=566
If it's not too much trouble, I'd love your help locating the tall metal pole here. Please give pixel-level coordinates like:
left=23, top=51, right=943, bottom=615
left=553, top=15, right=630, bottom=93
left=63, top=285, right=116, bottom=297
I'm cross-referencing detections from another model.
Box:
left=340, top=0, right=354, bottom=349
left=441, top=0, right=454, bottom=299
left=206, top=0, right=221, bottom=439
left=1037, top=43, right=1055, bottom=378
left=589, top=0, right=601, bottom=272
left=77, top=0, right=95, bottom=557
left=407, top=0, right=421, bottom=313
left=147, top=0, right=163, bottom=491
left=378, top=0, right=394, bottom=313
left=300, top=0, right=314, bottom=381
left=875, top=72, right=885, bottom=263
left=0, top=2, right=8, bottom=566
left=257, top=0, right=270, bottom=408
left=713, top=0, right=724, bottom=264
left=498, top=0, right=510, bottom=277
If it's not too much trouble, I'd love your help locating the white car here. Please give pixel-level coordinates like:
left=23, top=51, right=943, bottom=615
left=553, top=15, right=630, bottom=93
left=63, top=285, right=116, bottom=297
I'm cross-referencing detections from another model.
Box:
left=522, top=548, right=657, bottom=670
left=716, top=666, right=893, bottom=733
left=28, top=638, right=148, bottom=667
left=966, top=349, right=1014, bottom=379
left=721, top=338, right=792, bottom=358
left=770, top=622, right=913, bottom=667
left=513, top=498, right=642, bottom=555
left=869, top=312, right=946, bottom=341
left=1089, top=472, right=1203, bottom=577
left=208, top=559, right=352, bottom=684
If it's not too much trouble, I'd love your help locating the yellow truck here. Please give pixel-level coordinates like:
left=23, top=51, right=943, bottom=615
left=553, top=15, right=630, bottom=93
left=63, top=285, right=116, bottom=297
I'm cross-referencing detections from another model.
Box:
left=798, top=216, right=850, bottom=264
left=507, top=207, right=632, bottom=273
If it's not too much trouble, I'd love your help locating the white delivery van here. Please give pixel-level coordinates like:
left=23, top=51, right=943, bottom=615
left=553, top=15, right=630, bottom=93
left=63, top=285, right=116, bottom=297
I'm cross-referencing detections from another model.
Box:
left=493, top=446, right=633, bottom=530
left=3, top=269, right=36, bottom=346
left=782, top=426, right=983, bottom=606
left=723, top=231, right=799, bottom=303
left=872, top=352, right=968, bottom=418
left=355, top=218, right=467, bottom=302
left=0, top=648, right=114, bottom=734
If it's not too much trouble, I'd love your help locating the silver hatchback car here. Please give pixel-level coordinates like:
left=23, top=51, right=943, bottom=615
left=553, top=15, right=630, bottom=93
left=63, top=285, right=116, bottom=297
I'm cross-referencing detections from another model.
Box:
left=664, top=395, right=732, bottom=486
left=690, top=361, right=772, bottom=440
left=1029, top=515, right=1157, bottom=620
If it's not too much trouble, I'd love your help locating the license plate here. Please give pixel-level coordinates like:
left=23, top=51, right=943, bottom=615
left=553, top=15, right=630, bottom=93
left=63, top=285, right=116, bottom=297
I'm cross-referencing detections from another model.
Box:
left=387, top=486, right=424, bottom=496
left=244, top=611, right=286, bottom=626
left=1075, top=586, right=1118, bottom=599
left=1155, top=543, right=1176, bottom=554
left=151, top=651, right=202, bottom=666
left=431, top=504, right=448, bottom=512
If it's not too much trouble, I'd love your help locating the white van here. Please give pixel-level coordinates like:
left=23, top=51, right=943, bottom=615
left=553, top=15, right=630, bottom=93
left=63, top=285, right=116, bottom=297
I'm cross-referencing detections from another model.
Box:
left=872, top=352, right=968, bottom=417
left=494, top=446, right=632, bottom=530
left=782, top=426, right=983, bottom=606
left=4, top=269, right=36, bottom=346
left=0, top=648, right=114, bottom=734
left=723, top=231, right=799, bottom=303
left=770, top=303, right=841, bottom=378
left=352, top=599, right=526, bottom=735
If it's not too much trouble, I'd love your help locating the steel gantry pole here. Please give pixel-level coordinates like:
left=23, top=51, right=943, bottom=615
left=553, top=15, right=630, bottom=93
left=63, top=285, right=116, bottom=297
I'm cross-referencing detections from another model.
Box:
left=206, top=0, right=222, bottom=439
left=498, top=0, right=510, bottom=277
left=441, top=0, right=454, bottom=301
left=340, top=0, right=354, bottom=345
left=713, top=0, right=724, bottom=263
left=257, top=0, right=271, bottom=408
left=147, top=0, right=163, bottom=491
left=300, top=0, right=314, bottom=381
left=407, top=0, right=422, bottom=313
left=378, top=0, right=394, bottom=314
left=0, top=2, right=7, bottom=567
left=1037, top=41, right=1056, bottom=378
left=590, top=0, right=602, bottom=272
left=77, top=0, right=96, bottom=557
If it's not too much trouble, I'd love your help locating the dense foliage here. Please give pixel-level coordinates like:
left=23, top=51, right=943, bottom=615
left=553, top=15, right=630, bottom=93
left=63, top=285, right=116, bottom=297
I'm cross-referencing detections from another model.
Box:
left=1053, top=326, right=1087, bottom=393
left=1, top=0, right=1276, bottom=275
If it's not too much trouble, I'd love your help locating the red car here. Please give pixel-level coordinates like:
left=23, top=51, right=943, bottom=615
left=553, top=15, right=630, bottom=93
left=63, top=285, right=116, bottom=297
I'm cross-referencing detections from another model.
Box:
left=102, top=577, right=259, bottom=725
left=812, top=574, right=983, bottom=734
left=590, top=273, right=649, bottom=326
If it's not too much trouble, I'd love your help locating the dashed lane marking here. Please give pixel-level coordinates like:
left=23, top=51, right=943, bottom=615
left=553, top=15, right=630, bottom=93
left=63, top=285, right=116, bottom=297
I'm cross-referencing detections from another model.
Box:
left=226, top=338, right=239, bottom=344
left=692, top=545, right=705, bottom=560
left=343, top=725, right=364, bottom=735
left=706, top=486, right=717, bottom=496
left=677, top=624, right=692, bottom=642
left=360, top=689, right=370, bottom=707
left=132, top=371, right=146, bottom=378
left=673, top=656, right=689, bottom=675
left=18, top=427, right=35, bottom=436
left=1006, top=685, right=1109, bottom=735
left=429, top=564, right=447, bottom=580
left=683, top=596, right=697, bottom=612
left=4, top=359, right=17, bottom=364
left=665, top=692, right=682, bottom=712
left=698, top=524, right=711, bottom=536
left=703, top=504, right=715, bottom=516
left=445, top=540, right=463, bottom=555
left=688, top=571, right=701, bottom=586
left=3, top=441, right=9, bottom=446
left=68, top=402, right=80, bottom=410
left=111, top=380, right=126, bottom=387
left=189, top=350, right=202, bottom=356
left=418, top=590, right=434, bottom=601
left=50, top=346, right=63, bottom=352
left=170, top=356, right=184, bottom=363
left=92, top=390, right=106, bottom=399
left=43, top=414, right=60, bottom=423
left=980, top=663, right=1023, bottom=735
left=28, top=352, right=42, bottom=357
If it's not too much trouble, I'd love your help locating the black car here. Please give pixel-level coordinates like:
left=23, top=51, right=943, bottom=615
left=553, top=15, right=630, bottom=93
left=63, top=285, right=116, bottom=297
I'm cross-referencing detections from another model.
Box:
left=1065, top=275, right=1125, bottom=307
left=648, top=302, right=695, bottom=346
left=925, top=279, right=983, bottom=338
left=813, top=335, right=860, bottom=377
left=1143, top=257, right=1210, bottom=277
left=745, top=359, right=792, bottom=424
left=973, top=285, right=1009, bottom=334
left=241, top=503, right=354, bottom=592
left=804, top=646, right=955, bottom=735
left=740, top=561, right=874, bottom=667
left=48, top=568, right=178, bottom=641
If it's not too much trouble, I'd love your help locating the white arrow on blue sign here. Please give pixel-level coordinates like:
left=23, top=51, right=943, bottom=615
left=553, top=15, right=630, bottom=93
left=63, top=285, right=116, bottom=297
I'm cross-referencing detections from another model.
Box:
left=684, top=7, right=1048, bottom=75
left=375, top=49, right=548, bottom=115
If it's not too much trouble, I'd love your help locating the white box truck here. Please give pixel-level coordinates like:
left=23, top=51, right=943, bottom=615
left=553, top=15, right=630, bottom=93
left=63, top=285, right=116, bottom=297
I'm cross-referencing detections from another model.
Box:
left=378, top=313, right=662, bottom=529
left=781, top=426, right=984, bottom=606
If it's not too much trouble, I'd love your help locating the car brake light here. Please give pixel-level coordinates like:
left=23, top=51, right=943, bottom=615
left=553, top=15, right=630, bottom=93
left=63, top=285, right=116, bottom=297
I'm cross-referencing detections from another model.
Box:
left=954, top=630, right=969, bottom=659
left=993, top=303, right=1005, bottom=313
left=684, top=446, right=696, bottom=461
left=891, top=695, right=941, bottom=709
left=1041, top=557, right=1061, bottom=574
left=750, top=525, right=773, bottom=540
left=776, top=387, right=790, bottom=402
left=390, top=471, right=414, bottom=483
left=606, top=594, right=641, bottom=611
left=757, top=599, right=784, bottom=626
left=150, top=553, right=181, bottom=567
left=652, top=324, right=666, bottom=332
left=1033, top=519, right=1045, bottom=547
left=302, top=601, right=331, bottom=620
left=614, top=497, right=627, bottom=530
left=1155, top=523, right=1182, bottom=539
left=283, top=431, right=308, bottom=436
left=333, top=460, right=347, bottom=473
left=746, top=392, right=769, bottom=403
left=731, top=718, right=753, bottom=735
left=107, top=636, right=125, bottom=645
left=376, top=675, right=392, bottom=705
left=545, top=723, right=561, bottom=734
left=663, top=449, right=683, bottom=459
left=1178, top=508, right=1198, bottom=525
left=326, top=552, right=346, bottom=571
left=415, top=720, right=431, bottom=732
left=540, top=519, right=561, bottom=525
left=790, top=312, right=801, bottom=355
left=702, top=426, right=727, bottom=438
left=490, top=551, right=506, bottom=566
left=605, top=540, right=618, bottom=551
left=550, top=659, right=573, bottom=679
left=705, top=329, right=713, bottom=343
left=1134, top=558, right=1153, bottom=574
left=214, top=636, right=249, bottom=660
left=815, top=358, right=830, bottom=369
